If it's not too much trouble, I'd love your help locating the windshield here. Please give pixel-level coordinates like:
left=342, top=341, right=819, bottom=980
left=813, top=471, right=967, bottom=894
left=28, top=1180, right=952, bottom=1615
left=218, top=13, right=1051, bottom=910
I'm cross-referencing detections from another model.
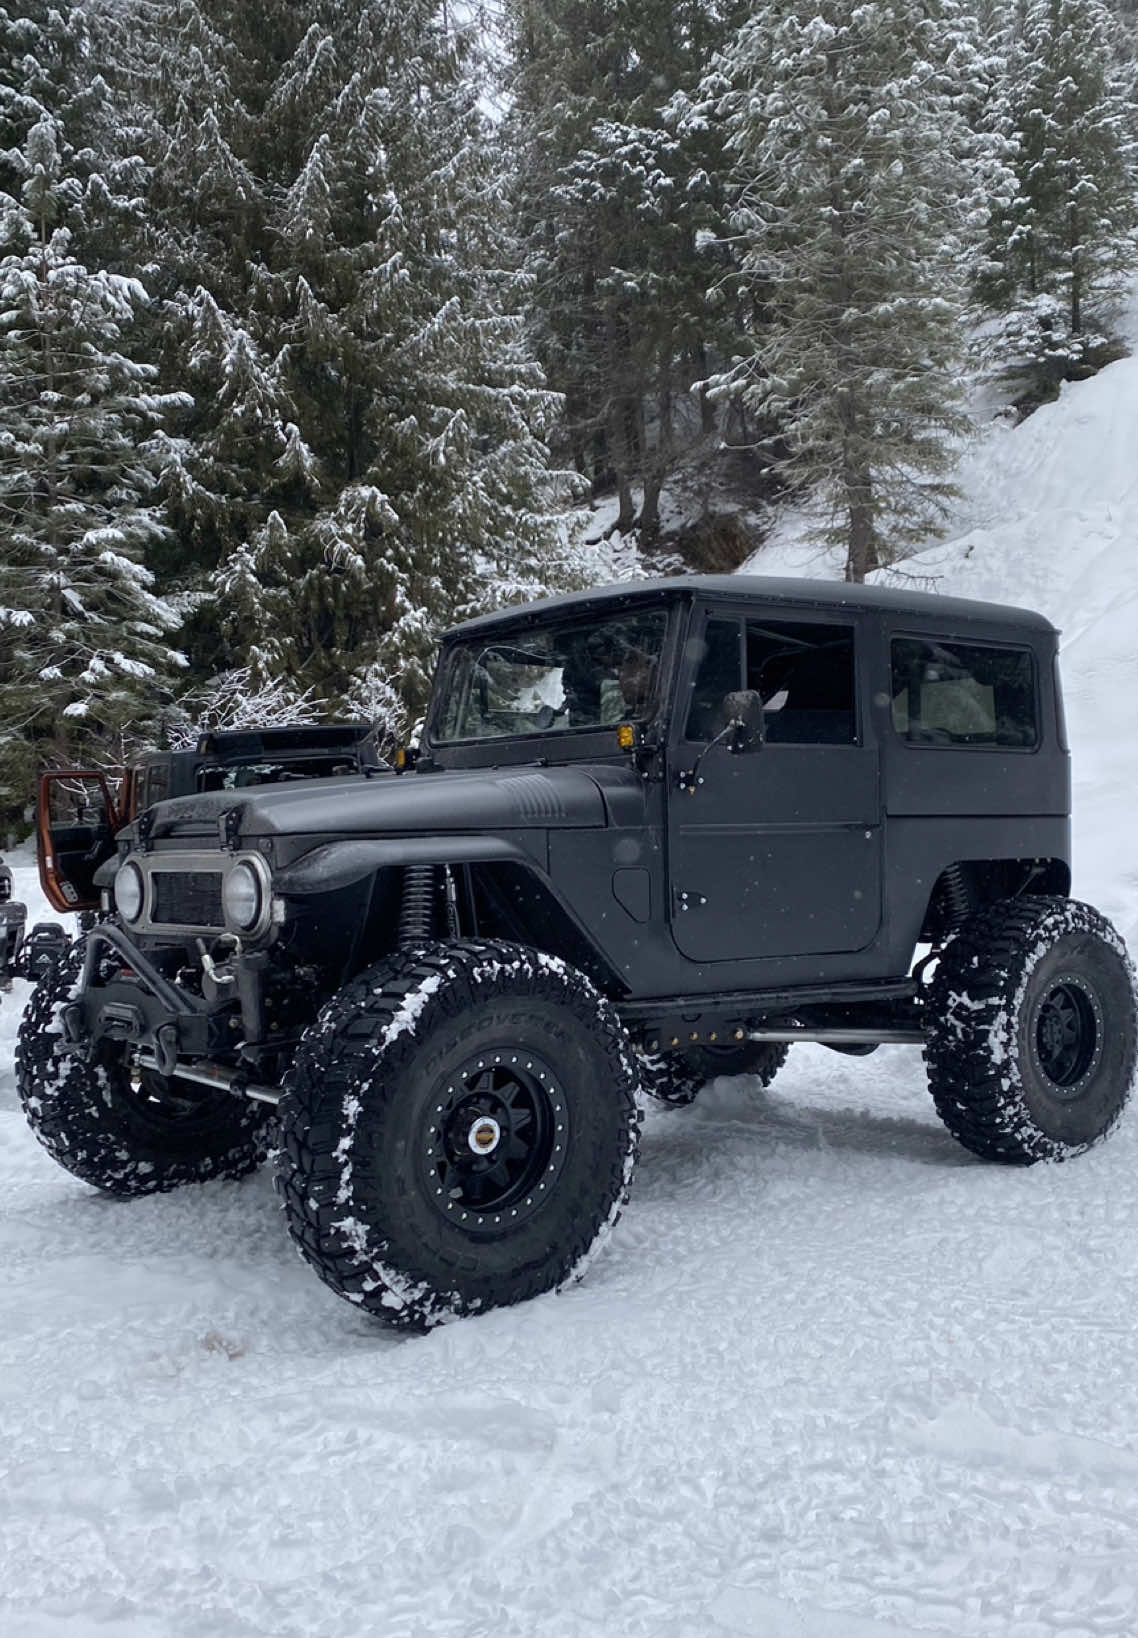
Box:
left=434, top=608, right=668, bottom=744
left=193, top=757, right=361, bottom=792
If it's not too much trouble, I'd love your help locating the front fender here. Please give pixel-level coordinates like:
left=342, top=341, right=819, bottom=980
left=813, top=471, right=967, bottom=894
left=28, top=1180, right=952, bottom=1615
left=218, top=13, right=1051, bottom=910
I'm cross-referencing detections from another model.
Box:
left=273, top=835, right=537, bottom=896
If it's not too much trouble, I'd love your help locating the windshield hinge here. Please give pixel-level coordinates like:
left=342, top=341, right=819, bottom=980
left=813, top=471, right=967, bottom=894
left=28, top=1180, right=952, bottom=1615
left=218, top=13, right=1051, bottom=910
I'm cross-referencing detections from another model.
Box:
left=136, top=807, right=155, bottom=854
left=219, top=807, right=241, bottom=852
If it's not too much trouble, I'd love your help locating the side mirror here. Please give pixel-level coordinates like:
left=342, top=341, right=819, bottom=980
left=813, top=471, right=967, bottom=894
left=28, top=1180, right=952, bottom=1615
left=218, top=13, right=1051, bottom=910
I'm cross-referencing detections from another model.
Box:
left=723, top=690, right=765, bottom=754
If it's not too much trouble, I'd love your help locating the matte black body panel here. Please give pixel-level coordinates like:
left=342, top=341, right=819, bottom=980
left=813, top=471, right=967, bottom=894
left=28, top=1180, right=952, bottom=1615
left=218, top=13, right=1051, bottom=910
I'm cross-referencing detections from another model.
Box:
left=883, top=816, right=1072, bottom=957
left=140, top=765, right=607, bottom=843
left=873, top=612, right=1068, bottom=818
left=274, top=835, right=537, bottom=895
left=89, top=576, right=1074, bottom=1030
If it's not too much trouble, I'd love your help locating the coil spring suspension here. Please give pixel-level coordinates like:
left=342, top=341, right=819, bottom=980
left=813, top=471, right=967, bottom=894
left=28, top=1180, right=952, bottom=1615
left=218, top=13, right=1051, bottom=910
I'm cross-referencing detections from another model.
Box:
left=398, top=864, right=437, bottom=948
left=941, top=862, right=972, bottom=930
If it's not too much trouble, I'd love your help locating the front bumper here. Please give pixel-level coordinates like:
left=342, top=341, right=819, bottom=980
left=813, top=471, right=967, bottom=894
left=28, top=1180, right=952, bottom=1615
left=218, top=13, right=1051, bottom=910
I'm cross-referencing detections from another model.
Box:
left=67, top=923, right=269, bottom=1074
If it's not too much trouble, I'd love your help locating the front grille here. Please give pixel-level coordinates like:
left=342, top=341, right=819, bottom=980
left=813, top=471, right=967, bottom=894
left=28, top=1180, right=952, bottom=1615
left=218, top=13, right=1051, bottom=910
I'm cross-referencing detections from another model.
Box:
left=151, top=870, right=224, bottom=927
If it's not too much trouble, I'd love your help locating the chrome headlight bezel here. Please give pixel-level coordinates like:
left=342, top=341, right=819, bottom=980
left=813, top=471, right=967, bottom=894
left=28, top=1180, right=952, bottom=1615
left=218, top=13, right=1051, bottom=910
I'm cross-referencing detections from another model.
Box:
left=114, top=861, right=146, bottom=924
left=221, top=855, right=270, bottom=936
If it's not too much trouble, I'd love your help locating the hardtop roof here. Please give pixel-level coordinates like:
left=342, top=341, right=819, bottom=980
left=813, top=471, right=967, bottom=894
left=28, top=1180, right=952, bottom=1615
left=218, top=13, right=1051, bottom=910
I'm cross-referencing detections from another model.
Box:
left=447, top=575, right=1058, bottom=639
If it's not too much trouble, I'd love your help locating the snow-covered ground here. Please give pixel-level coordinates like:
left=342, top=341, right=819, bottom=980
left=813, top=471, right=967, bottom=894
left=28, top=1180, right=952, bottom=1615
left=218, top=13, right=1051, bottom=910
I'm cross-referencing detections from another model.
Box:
left=5, top=357, right=1138, bottom=1637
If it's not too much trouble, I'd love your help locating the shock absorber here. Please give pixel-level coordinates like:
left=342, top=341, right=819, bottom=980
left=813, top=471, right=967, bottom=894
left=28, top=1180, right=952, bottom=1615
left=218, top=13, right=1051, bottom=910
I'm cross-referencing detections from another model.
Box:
left=941, top=862, right=972, bottom=930
left=398, top=864, right=437, bottom=948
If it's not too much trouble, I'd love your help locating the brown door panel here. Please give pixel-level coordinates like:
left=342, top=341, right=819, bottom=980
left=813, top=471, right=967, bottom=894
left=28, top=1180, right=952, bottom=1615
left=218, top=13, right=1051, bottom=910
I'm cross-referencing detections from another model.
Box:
left=37, top=770, right=121, bottom=913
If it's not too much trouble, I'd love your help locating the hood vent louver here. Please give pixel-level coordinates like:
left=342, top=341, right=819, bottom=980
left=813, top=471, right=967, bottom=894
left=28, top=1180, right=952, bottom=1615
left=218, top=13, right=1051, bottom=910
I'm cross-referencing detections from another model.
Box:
left=498, top=774, right=567, bottom=822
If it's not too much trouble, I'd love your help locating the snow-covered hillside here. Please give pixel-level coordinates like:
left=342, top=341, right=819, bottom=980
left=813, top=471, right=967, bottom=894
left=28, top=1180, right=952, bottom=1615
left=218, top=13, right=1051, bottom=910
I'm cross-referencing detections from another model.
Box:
left=4, top=361, right=1138, bottom=1638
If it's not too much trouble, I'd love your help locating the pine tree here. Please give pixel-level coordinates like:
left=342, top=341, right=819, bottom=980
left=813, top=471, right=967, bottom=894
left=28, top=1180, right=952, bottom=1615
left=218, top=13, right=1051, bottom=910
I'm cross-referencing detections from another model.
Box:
left=100, top=0, right=309, bottom=649
left=88, top=1, right=585, bottom=726
left=0, top=112, right=185, bottom=818
left=708, top=0, right=976, bottom=581
left=505, top=0, right=740, bottom=542
left=152, top=285, right=302, bottom=585
left=183, top=0, right=586, bottom=720
left=978, top=0, right=1138, bottom=389
left=0, top=2, right=89, bottom=183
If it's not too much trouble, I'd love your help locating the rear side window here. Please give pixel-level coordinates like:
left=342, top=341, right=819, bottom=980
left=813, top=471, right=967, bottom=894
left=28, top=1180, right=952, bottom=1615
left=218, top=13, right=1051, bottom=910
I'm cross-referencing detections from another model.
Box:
left=891, top=639, right=1038, bottom=748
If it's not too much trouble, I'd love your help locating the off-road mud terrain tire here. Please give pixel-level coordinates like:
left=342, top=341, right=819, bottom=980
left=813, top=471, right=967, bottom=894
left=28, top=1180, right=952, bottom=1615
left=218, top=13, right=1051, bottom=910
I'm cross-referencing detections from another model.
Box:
left=275, top=940, right=641, bottom=1330
left=925, top=897, right=1137, bottom=1165
left=640, top=1041, right=789, bottom=1106
left=15, top=939, right=274, bottom=1195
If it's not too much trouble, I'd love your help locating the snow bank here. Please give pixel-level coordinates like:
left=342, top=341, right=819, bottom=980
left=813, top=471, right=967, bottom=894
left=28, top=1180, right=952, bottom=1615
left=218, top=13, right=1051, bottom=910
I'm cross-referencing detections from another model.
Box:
left=5, top=359, right=1138, bottom=1637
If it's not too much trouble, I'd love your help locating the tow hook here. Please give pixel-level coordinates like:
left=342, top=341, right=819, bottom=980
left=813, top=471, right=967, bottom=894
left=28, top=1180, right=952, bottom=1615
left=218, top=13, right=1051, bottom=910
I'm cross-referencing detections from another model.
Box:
left=199, top=934, right=242, bottom=987
left=154, top=1022, right=179, bottom=1077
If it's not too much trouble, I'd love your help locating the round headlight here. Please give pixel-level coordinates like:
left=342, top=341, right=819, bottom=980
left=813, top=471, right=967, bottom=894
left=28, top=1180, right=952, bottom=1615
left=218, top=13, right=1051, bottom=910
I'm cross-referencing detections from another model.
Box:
left=223, top=861, right=263, bottom=932
left=114, top=862, right=145, bottom=923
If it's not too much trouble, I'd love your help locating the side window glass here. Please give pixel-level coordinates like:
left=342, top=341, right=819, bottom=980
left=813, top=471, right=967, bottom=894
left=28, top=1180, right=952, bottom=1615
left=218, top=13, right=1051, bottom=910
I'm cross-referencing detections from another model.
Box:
left=684, top=619, right=743, bottom=740
left=746, top=621, right=856, bottom=744
left=891, top=639, right=1037, bottom=747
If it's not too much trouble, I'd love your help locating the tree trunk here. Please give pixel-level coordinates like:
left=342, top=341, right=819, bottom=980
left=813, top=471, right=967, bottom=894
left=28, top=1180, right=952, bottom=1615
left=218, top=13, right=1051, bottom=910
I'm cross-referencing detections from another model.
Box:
left=639, top=377, right=673, bottom=543
left=696, top=346, right=715, bottom=435
left=844, top=494, right=879, bottom=584
left=613, top=474, right=636, bottom=535
left=840, top=402, right=878, bottom=583
left=606, top=398, right=637, bottom=534
left=640, top=473, right=662, bottom=541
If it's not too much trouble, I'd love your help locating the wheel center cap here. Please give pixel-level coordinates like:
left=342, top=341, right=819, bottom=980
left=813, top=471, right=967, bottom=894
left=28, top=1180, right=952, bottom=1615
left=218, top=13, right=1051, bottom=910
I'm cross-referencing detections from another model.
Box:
left=467, top=1116, right=502, bottom=1156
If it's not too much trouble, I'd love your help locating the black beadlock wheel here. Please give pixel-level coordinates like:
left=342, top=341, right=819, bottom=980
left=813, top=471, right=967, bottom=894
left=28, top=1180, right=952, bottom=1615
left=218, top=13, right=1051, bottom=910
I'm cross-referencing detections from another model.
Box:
left=639, top=1041, right=789, bottom=1106
left=275, top=940, right=641, bottom=1330
left=925, top=896, right=1137, bottom=1165
left=15, top=939, right=274, bottom=1195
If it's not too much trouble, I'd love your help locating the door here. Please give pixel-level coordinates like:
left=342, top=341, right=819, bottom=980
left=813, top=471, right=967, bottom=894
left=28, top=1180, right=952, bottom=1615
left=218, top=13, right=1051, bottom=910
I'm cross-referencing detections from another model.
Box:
left=668, top=611, right=882, bottom=963
left=37, top=770, right=121, bottom=913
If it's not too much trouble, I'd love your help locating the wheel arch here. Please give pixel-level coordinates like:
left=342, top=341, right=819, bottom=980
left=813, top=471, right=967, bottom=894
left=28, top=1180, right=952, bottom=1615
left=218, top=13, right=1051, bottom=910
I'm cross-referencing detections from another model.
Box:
left=919, top=856, right=1071, bottom=945
left=463, top=858, right=625, bottom=995
left=276, top=837, right=626, bottom=996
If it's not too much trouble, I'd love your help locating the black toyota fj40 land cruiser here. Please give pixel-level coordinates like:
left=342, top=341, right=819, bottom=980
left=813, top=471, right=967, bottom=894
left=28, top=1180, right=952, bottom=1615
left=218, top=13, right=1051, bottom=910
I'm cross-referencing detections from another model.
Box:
left=16, top=577, right=1137, bottom=1329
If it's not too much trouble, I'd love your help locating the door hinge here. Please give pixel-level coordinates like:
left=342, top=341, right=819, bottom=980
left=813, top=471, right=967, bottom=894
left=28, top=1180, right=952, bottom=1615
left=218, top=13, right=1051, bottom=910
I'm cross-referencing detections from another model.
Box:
left=219, top=807, right=241, bottom=852
left=674, top=887, right=708, bottom=913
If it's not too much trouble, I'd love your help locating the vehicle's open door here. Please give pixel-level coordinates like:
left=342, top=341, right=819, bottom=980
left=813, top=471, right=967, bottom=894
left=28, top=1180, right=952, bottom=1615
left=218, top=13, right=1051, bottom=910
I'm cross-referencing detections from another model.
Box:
left=37, top=771, right=121, bottom=913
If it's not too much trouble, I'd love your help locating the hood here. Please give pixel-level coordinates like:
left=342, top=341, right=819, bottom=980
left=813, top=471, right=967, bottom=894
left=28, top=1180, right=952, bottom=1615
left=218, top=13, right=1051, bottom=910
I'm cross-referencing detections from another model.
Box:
left=139, top=766, right=609, bottom=843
